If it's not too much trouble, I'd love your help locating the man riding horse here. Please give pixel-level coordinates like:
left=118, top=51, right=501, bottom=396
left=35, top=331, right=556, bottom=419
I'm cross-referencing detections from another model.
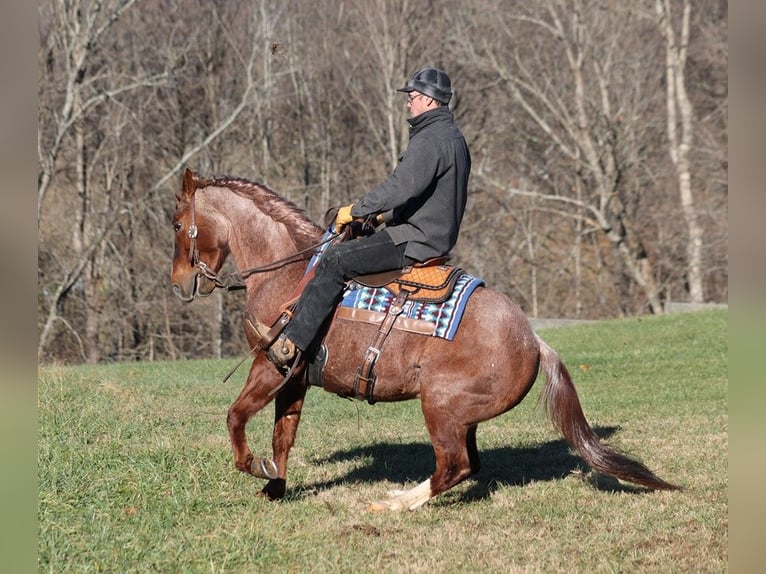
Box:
left=251, top=66, right=471, bottom=373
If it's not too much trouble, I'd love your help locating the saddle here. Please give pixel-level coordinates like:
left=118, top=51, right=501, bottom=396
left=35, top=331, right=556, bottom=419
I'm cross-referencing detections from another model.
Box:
left=354, top=255, right=461, bottom=304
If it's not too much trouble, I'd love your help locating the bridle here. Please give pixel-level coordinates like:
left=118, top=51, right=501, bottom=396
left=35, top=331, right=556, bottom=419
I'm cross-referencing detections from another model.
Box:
left=186, top=191, right=227, bottom=288
left=185, top=191, right=341, bottom=292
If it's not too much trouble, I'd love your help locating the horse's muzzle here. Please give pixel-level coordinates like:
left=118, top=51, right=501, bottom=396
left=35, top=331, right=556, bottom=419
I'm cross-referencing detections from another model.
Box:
left=171, top=270, right=200, bottom=302
left=172, top=271, right=217, bottom=302
left=172, top=282, right=196, bottom=303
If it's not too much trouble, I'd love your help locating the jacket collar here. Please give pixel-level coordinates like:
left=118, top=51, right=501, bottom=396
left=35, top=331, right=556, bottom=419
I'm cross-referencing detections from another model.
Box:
left=408, top=106, right=453, bottom=135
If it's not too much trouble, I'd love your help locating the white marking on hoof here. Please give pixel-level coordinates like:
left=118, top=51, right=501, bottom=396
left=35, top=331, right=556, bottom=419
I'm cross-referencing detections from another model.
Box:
left=367, top=499, right=401, bottom=512
left=368, top=480, right=432, bottom=512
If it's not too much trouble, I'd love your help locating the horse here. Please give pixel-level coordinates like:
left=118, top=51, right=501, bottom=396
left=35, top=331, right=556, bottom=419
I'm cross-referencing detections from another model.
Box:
left=170, top=168, right=679, bottom=510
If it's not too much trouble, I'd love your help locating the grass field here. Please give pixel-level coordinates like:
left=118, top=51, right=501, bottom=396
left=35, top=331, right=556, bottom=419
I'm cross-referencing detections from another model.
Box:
left=38, top=309, right=727, bottom=573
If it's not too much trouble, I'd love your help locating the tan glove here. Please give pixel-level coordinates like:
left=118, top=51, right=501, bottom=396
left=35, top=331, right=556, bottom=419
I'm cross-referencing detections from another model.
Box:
left=335, top=204, right=355, bottom=232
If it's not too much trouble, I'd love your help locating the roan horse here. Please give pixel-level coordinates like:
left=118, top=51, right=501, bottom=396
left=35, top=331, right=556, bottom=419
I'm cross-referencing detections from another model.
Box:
left=170, top=168, right=678, bottom=510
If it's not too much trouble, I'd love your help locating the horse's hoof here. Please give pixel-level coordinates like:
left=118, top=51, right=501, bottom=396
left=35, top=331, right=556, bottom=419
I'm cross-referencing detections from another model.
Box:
left=250, top=457, right=279, bottom=479
left=256, top=490, right=280, bottom=502
left=367, top=499, right=403, bottom=512
left=260, top=478, right=286, bottom=501
left=367, top=500, right=390, bottom=512
left=371, top=480, right=432, bottom=511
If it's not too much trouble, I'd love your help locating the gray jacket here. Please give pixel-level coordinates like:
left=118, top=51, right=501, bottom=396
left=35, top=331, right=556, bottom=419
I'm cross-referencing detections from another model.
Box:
left=350, top=106, right=471, bottom=261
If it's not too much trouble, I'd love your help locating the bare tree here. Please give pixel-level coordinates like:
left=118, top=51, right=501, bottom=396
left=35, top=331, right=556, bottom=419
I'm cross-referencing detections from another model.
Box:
left=342, top=0, right=416, bottom=169
left=655, top=0, right=704, bottom=303
left=37, top=0, right=262, bottom=362
left=36, top=0, right=727, bottom=363
left=456, top=0, right=667, bottom=314
left=37, top=0, right=161, bottom=361
left=37, top=0, right=144, bottom=224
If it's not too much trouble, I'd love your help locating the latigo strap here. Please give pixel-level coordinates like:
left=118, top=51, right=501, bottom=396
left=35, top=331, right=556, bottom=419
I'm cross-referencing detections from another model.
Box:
left=352, top=289, right=411, bottom=404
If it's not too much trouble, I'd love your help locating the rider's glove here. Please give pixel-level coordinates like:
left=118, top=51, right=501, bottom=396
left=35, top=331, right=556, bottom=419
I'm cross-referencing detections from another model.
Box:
left=335, top=204, right=355, bottom=232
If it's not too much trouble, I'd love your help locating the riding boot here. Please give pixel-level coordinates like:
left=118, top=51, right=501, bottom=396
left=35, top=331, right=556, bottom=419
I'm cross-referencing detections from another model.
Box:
left=268, top=334, right=298, bottom=366
left=245, top=315, right=300, bottom=368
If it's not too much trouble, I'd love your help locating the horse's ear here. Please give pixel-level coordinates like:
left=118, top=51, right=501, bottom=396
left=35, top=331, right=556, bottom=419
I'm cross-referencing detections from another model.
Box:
left=181, top=168, right=197, bottom=200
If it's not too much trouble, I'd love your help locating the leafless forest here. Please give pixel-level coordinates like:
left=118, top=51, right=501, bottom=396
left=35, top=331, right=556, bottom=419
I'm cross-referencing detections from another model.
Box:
left=37, top=0, right=727, bottom=364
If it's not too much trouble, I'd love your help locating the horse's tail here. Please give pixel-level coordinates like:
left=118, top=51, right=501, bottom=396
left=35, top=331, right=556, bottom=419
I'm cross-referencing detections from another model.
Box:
left=535, top=334, right=680, bottom=490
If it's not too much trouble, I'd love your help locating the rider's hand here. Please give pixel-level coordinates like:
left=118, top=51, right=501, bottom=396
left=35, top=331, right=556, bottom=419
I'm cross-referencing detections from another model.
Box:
left=335, top=204, right=355, bottom=232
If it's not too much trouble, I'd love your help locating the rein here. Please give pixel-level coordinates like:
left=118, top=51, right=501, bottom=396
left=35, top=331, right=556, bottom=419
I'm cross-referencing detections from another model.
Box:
left=187, top=191, right=341, bottom=291
left=226, top=235, right=338, bottom=289
left=187, top=189, right=373, bottom=292
left=198, top=233, right=339, bottom=292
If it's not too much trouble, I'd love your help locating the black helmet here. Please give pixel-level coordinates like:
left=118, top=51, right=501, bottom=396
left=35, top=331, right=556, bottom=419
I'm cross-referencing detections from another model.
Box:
left=397, top=66, right=452, bottom=104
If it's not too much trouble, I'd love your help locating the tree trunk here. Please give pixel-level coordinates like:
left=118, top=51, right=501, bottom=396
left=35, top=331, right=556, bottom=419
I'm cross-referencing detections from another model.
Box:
left=657, top=0, right=704, bottom=303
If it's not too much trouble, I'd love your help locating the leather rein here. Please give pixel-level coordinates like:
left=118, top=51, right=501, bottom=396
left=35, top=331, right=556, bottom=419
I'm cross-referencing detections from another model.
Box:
left=186, top=191, right=340, bottom=292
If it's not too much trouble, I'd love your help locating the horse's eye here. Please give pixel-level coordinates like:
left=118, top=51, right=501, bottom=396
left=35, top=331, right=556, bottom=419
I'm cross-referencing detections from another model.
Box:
left=173, top=221, right=182, bottom=232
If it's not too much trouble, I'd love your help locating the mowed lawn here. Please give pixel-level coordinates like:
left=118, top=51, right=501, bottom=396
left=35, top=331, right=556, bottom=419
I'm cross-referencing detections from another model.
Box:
left=39, top=310, right=727, bottom=573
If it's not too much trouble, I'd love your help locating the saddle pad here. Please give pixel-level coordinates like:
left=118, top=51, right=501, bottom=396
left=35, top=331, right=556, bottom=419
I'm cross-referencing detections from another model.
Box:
left=338, top=272, right=485, bottom=341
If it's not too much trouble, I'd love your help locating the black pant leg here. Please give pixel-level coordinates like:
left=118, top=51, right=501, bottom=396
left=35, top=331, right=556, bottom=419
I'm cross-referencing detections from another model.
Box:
left=284, top=231, right=407, bottom=351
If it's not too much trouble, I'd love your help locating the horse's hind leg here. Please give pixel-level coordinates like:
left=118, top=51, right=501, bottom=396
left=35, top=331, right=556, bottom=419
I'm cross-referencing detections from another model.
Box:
left=369, top=421, right=479, bottom=512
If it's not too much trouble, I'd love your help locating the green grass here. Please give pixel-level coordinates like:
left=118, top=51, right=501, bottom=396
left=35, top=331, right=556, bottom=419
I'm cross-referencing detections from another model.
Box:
left=38, top=310, right=727, bottom=573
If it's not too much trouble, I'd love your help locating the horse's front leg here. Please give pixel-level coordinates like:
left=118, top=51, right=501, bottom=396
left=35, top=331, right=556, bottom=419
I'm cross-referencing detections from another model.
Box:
left=226, top=359, right=281, bottom=476
left=260, top=377, right=308, bottom=500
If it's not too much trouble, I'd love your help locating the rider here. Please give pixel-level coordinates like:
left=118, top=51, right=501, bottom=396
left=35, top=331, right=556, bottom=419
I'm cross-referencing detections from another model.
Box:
left=255, top=66, right=471, bottom=368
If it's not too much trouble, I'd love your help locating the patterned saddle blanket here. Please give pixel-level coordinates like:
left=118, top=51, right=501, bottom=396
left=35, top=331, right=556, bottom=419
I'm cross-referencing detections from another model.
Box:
left=336, top=271, right=484, bottom=340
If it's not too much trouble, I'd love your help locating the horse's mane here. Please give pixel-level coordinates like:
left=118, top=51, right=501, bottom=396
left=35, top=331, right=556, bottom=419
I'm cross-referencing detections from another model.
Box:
left=196, top=174, right=323, bottom=247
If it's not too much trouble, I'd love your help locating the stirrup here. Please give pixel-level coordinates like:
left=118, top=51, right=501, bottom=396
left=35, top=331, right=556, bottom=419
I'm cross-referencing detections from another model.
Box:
left=244, top=312, right=291, bottom=351
left=266, top=334, right=297, bottom=367
left=244, top=314, right=304, bottom=394
left=268, top=349, right=304, bottom=397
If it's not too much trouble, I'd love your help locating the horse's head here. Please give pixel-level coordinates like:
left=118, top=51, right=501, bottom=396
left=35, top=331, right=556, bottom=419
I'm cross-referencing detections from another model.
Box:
left=170, top=169, right=229, bottom=302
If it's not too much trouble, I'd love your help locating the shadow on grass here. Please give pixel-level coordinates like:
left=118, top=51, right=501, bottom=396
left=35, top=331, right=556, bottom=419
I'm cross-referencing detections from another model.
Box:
left=295, top=425, right=647, bottom=502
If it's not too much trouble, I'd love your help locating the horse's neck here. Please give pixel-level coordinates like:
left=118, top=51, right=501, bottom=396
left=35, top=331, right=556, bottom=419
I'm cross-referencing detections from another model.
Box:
left=205, top=186, right=316, bottom=313
left=233, top=212, right=297, bottom=274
